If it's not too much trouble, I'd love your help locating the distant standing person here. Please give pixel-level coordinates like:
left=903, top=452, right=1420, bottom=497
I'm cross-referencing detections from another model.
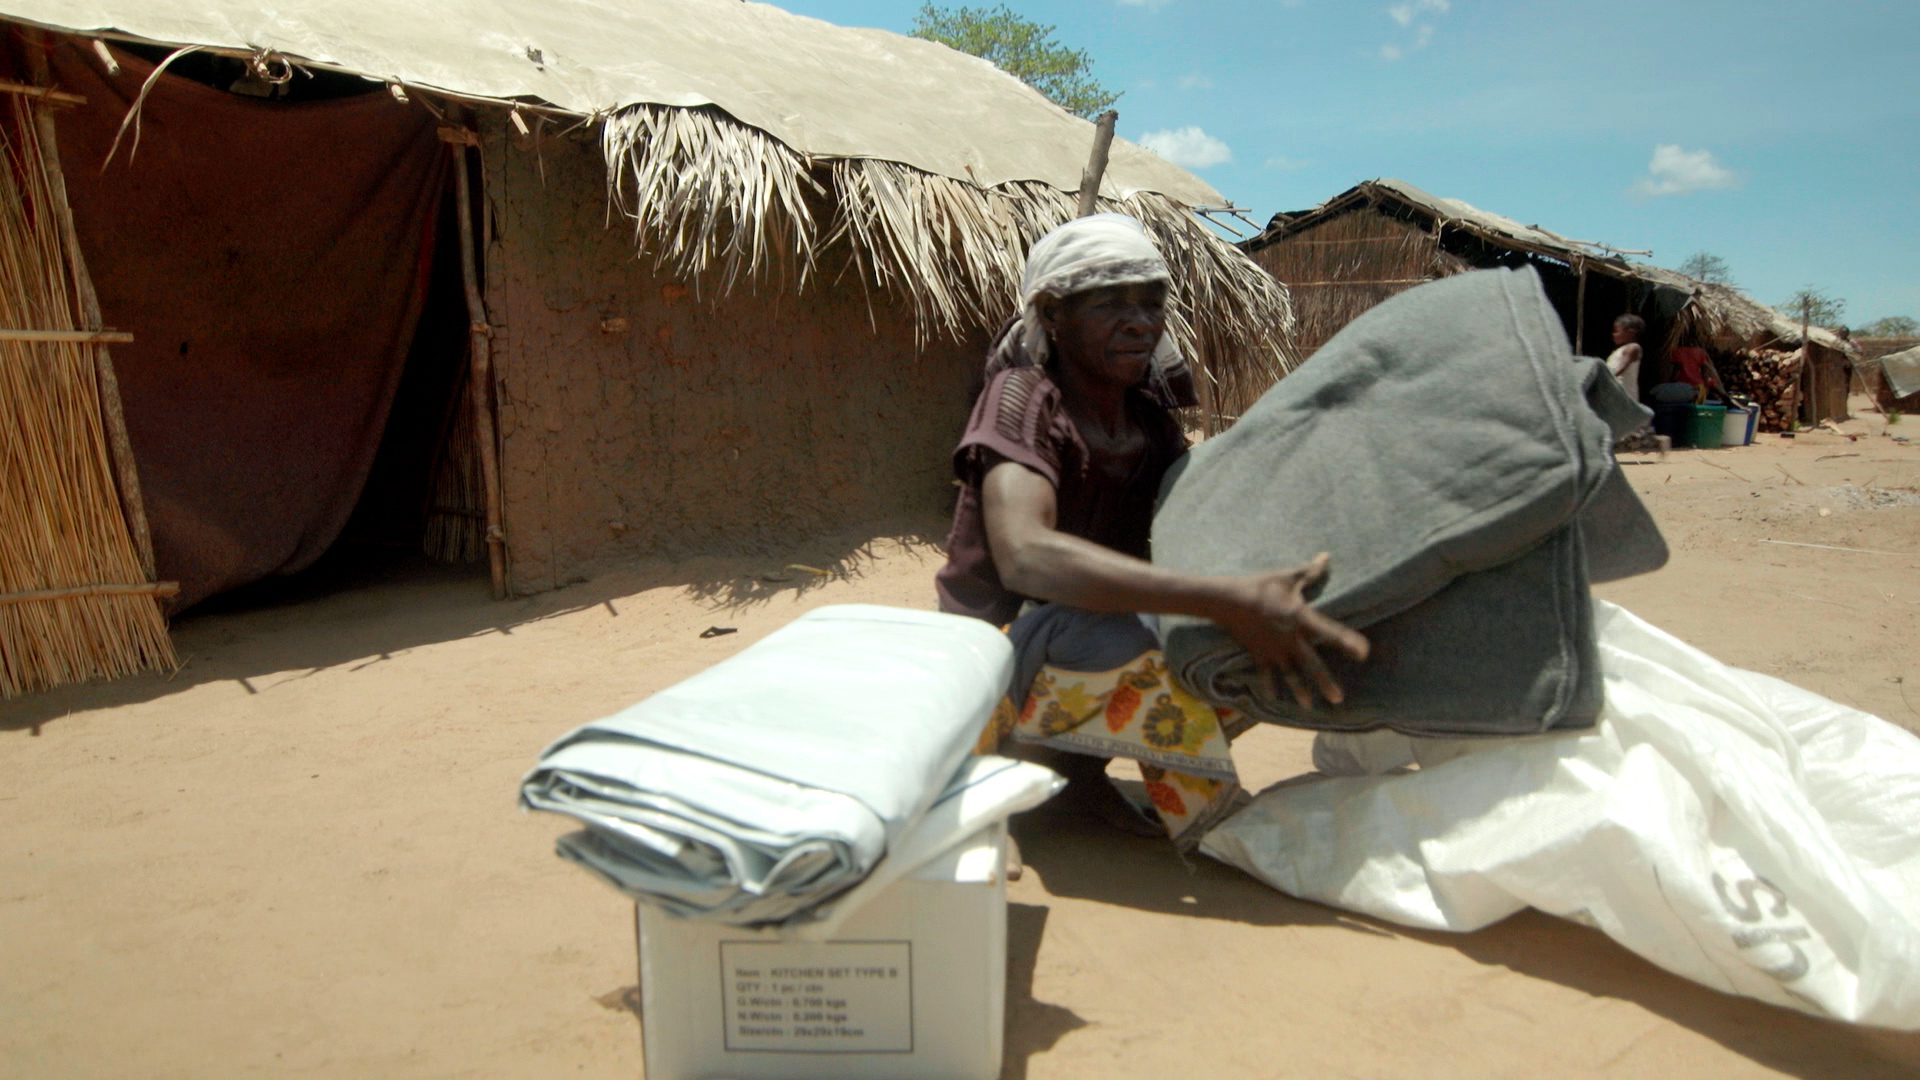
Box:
left=1607, top=314, right=1664, bottom=454
left=1606, top=314, right=1645, bottom=402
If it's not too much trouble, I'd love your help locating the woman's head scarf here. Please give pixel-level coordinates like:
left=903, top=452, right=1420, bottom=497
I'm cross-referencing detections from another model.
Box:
left=988, top=213, right=1196, bottom=407
left=1015, top=213, right=1170, bottom=362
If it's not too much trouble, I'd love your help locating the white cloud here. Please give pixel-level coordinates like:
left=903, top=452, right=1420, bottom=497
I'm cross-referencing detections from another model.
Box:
left=1383, top=0, right=1448, bottom=57
left=1264, top=155, right=1312, bottom=172
left=1178, top=73, right=1214, bottom=90
left=1389, top=0, right=1448, bottom=25
left=1633, top=144, right=1738, bottom=196
left=1138, top=126, right=1234, bottom=169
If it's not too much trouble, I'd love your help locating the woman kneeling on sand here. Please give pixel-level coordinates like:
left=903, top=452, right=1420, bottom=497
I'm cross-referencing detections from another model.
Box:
left=935, top=214, right=1368, bottom=843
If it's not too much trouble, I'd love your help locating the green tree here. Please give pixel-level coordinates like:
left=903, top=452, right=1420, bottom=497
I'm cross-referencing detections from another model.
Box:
left=910, top=3, right=1119, bottom=118
left=1780, top=286, right=1846, bottom=328
left=1677, top=251, right=1734, bottom=285
left=1861, top=315, right=1919, bottom=336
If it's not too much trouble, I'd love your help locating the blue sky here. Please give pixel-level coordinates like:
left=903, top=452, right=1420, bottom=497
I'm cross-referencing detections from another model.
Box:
left=771, top=0, right=1917, bottom=328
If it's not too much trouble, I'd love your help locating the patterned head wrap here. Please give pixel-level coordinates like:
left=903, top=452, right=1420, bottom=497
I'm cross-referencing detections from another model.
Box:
left=1015, top=213, right=1172, bottom=364
left=988, top=213, right=1194, bottom=408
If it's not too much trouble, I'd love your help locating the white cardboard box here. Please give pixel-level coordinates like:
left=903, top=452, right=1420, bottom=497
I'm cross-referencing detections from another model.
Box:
left=636, top=825, right=1008, bottom=1080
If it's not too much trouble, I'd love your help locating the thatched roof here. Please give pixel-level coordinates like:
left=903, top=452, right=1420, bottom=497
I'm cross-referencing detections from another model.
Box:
left=1, top=1, right=1293, bottom=410
left=1251, top=178, right=1677, bottom=281
left=1250, top=177, right=1849, bottom=357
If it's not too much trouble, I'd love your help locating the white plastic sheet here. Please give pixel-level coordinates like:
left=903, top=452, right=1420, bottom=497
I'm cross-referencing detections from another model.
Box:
left=1202, top=600, right=1920, bottom=1028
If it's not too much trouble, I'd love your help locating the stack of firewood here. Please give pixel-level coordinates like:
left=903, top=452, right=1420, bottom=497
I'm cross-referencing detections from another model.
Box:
left=1720, top=349, right=1802, bottom=432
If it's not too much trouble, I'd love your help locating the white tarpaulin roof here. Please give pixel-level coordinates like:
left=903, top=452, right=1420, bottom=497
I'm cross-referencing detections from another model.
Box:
left=1877, top=346, right=1920, bottom=399
left=2, top=0, right=1223, bottom=205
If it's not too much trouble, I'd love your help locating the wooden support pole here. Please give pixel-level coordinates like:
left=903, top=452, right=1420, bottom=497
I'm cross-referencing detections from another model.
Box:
left=0, top=581, right=180, bottom=606
left=0, top=328, right=133, bottom=344
left=1075, top=110, right=1118, bottom=219
left=1799, top=308, right=1815, bottom=427
left=1574, top=258, right=1588, bottom=355
left=451, top=135, right=509, bottom=600
left=26, top=41, right=158, bottom=581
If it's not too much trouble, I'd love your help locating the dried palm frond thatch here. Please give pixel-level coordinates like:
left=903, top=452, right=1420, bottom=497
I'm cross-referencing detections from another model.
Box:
left=0, top=95, right=174, bottom=698
left=600, top=104, right=1294, bottom=424
left=1676, top=282, right=1854, bottom=356
left=603, top=105, right=826, bottom=300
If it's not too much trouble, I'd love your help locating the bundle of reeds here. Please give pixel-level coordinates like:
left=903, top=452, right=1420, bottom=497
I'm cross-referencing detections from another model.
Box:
left=602, top=104, right=1294, bottom=425
left=0, top=94, right=174, bottom=698
left=422, top=365, right=486, bottom=565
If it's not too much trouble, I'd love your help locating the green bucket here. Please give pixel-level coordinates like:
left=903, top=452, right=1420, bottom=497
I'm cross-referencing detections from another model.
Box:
left=1685, top=404, right=1727, bottom=449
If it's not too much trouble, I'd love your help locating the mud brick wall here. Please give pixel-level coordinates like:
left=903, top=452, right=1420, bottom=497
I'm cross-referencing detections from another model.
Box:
left=483, top=130, right=986, bottom=594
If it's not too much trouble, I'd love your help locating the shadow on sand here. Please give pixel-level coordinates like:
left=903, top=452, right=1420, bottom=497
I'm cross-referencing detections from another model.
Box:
left=3, top=524, right=943, bottom=735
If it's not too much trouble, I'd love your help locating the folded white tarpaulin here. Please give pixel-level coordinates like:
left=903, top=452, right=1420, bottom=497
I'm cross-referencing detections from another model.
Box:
left=520, top=605, right=1019, bottom=925
left=591, top=755, right=1060, bottom=941
left=1, top=0, right=1221, bottom=202
left=1202, top=601, right=1920, bottom=1029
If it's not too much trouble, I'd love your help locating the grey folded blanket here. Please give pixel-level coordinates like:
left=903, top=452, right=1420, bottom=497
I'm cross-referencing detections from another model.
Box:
left=1152, top=267, right=1665, bottom=735
left=519, top=605, right=1011, bottom=924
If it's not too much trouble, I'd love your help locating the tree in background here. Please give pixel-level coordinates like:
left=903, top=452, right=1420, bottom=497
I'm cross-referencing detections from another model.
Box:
left=910, top=3, right=1118, bottom=118
left=1860, top=315, right=1919, bottom=337
left=1677, top=251, right=1734, bottom=285
left=1781, top=286, right=1847, bottom=328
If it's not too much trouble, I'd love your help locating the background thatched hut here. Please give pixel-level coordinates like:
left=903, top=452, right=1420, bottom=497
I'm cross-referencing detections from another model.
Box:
left=1242, top=178, right=1854, bottom=428
left=0, top=0, right=1293, bottom=697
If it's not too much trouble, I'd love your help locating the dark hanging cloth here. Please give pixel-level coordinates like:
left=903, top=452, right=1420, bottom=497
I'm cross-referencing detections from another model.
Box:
left=49, top=43, right=447, bottom=610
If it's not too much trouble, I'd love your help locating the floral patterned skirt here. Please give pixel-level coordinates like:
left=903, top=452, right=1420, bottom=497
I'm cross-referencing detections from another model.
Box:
left=977, top=605, right=1246, bottom=848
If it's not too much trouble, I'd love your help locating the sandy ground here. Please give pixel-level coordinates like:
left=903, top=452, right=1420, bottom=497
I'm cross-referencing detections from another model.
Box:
left=5, top=400, right=1920, bottom=1079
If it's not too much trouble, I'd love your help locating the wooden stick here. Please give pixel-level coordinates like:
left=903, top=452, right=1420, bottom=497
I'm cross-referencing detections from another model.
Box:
left=26, top=43, right=158, bottom=581
left=1280, top=235, right=1437, bottom=246
left=0, top=328, right=133, bottom=343
left=91, top=39, right=120, bottom=77
left=1075, top=110, right=1118, bottom=218
left=1574, top=258, right=1588, bottom=354
left=1799, top=307, right=1815, bottom=427
left=1759, top=539, right=1913, bottom=557
left=0, top=581, right=180, bottom=607
left=0, top=79, right=85, bottom=107
left=1284, top=278, right=1432, bottom=288
left=451, top=134, right=509, bottom=599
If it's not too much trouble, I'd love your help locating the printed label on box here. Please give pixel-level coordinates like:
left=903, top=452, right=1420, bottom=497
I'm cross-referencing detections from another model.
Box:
left=719, top=940, right=913, bottom=1054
